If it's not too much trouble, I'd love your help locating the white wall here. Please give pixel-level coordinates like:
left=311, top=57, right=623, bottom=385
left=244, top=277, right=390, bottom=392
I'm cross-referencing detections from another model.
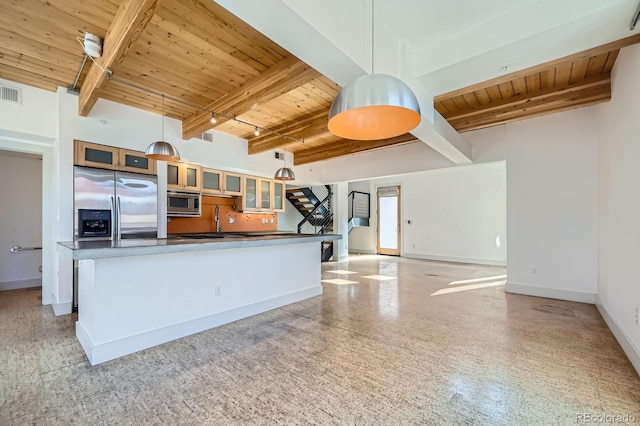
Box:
left=0, top=79, right=57, bottom=304
left=502, top=107, right=598, bottom=303
left=348, top=162, right=507, bottom=265
left=277, top=194, right=304, bottom=232
left=596, top=43, right=640, bottom=373
left=0, top=79, right=57, bottom=139
left=0, top=153, right=43, bottom=290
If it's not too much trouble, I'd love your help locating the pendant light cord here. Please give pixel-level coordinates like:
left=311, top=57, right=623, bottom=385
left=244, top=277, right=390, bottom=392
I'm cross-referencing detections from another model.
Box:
left=161, top=94, right=165, bottom=140
left=371, top=0, right=375, bottom=74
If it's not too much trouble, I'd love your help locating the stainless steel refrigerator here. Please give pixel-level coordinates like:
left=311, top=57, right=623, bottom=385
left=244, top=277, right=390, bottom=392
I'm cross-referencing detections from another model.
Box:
left=73, top=166, right=158, bottom=310
left=74, top=166, right=158, bottom=240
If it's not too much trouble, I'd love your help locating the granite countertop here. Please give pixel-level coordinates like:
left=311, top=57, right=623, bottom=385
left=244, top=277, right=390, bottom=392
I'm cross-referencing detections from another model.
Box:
left=57, top=233, right=342, bottom=260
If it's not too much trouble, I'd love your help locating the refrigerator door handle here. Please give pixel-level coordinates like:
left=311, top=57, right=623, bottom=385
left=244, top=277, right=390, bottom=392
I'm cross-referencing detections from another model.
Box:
left=116, top=196, right=122, bottom=240
left=110, top=196, right=116, bottom=241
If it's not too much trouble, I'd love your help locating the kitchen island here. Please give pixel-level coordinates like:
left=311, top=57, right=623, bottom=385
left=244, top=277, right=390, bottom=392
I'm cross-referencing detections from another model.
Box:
left=58, top=233, right=341, bottom=365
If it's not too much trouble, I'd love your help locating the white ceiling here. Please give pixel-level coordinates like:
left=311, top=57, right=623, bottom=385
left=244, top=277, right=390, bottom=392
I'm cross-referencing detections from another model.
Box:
left=218, top=0, right=640, bottom=95
left=215, top=0, right=639, bottom=164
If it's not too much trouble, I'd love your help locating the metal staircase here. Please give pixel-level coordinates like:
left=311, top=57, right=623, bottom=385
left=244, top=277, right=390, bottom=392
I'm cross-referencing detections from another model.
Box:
left=286, top=185, right=334, bottom=262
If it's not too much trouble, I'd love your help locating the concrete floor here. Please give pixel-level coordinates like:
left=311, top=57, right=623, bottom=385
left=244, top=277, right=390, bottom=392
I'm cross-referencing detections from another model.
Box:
left=1, top=255, right=638, bottom=425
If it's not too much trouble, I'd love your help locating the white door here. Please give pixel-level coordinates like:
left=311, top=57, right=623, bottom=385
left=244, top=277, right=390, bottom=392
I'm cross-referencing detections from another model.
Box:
left=377, top=186, right=400, bottom=256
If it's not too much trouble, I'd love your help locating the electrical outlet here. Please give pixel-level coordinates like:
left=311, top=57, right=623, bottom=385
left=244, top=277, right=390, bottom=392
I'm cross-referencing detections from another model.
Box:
left=532, top=268, right=539, bottom=276
left=214, top=286, right=221, bottom=297
left=228, top=217, right=234, bottom=224
left=635, top=307, right=639, bottom=325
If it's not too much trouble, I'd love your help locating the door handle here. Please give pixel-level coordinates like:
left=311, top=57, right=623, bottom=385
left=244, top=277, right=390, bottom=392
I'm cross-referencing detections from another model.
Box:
left=110, top=196, right=116, bottom=241
left=116, top=196, right=122, bottom=241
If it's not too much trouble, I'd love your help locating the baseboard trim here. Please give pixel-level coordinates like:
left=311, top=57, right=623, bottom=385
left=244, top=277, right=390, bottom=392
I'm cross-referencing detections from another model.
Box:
left=0, top=278, right=41, bottom=291
left=595, top=295, right=640, bottom=377
left=505, top=282, right=595, bottom=304
left=77, top=285, right=323, bottom=366
left=348, top=249, right=377, bottom=255
left=51, top=300, right=72, bottom=316
left=403, top=252, right=507, bottom=266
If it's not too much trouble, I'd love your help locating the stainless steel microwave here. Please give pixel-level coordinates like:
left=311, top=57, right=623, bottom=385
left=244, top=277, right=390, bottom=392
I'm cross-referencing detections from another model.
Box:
left=167, top=191, right=201, bottom=216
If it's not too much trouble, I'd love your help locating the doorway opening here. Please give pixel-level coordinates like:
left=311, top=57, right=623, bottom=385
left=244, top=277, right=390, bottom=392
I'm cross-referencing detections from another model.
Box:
left=0, top=149, right=43, bottom=292
left=376, top=185, right=401, bottom=256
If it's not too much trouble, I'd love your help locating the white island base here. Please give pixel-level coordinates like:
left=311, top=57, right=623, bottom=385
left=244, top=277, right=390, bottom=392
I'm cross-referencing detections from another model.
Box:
left=67, top=239, right=325, bottom=365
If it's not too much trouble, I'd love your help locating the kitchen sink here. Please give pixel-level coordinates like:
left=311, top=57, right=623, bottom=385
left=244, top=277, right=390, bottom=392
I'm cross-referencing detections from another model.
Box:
left=171, top=234, right=229, bottom=239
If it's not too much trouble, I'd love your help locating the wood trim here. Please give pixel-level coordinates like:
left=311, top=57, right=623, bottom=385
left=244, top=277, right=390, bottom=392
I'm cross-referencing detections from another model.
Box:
left=376, top=186, right=401, bottom=256
left=181, top=56, right=320, bottom=140
left=78, top=0, right=160, bottom=116
left=293, top=134, right=418, bottom=165
left=435, top=33, right=640, bottom=100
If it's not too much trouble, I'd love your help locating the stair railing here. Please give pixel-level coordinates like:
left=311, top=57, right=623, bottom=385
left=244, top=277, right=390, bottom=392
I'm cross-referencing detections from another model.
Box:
left=297, top=186, right=333, bottom=234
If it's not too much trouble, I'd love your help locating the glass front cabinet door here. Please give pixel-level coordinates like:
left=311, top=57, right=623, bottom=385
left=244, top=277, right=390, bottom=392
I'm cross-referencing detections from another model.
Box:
left=242, top=176, right=258, bottom=210
left=118, top=149, right=156, bottom=175
left=273, top=181, right=285, bottom=212
left=75, top=141, right=119, bottom=170
left=223, top=172, right=243, bottom=196
left=201, top=168, right=223, bottom=195
left=260, top=179, right=272, bottom=210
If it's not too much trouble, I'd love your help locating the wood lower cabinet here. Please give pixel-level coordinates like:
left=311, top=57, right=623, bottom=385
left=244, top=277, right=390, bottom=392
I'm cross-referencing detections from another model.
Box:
left=74, top=140, right=156, bottom=175
left=167, top=162, right=201, bottom=191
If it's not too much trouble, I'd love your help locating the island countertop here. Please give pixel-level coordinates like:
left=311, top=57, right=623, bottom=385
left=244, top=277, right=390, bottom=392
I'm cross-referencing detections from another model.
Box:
left=58, top=233, right=342, bottom=260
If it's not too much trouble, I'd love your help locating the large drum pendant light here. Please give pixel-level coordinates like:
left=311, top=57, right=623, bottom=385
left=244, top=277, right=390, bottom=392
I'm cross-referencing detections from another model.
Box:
left=145, top=94, right=180, bottom=161
left=328, top=0, right=421, bottom=141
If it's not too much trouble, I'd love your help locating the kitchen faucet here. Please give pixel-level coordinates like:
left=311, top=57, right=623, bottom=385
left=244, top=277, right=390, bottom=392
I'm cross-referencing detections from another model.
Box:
left=214, top=204, right=222, bottom=232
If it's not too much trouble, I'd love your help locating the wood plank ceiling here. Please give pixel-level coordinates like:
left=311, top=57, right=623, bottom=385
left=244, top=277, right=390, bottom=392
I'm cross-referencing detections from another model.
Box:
left=1, top=0, right=638, bottom=164
left=434, top=35, right=640, bottom=133
left=0, top=0, right=416, bottom=165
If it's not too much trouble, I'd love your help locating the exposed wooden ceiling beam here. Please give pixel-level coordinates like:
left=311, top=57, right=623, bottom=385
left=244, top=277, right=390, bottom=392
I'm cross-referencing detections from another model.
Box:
left=293, top=134, right=418, bottom=165
left=181, top=56, right=320, bottom=140
left=248, top=111, right=328, bottom=154
left=451, top=79, right=611, bottom=132
left=435, top=33, right=640, bottom=101
left=446, top=73, right=610, bottom=123
left=78, top=0, right=160, bottom=116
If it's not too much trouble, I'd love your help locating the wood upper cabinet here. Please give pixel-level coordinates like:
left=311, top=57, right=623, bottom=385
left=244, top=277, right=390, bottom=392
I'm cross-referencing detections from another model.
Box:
left=167, top=162, right=202, bottom=192
left=223, top=171, right=243, bottom=196
left=118, top=148, right=156, bottom=175
left=201, top=168, right=243, bottom=196
left=235, top=176, right=284, bottom=212
left=74, top=140, right=156, bottom=175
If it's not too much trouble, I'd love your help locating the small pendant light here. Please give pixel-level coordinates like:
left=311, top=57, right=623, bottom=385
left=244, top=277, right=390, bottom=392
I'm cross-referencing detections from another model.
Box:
left=274, top=138, right=295, bottom=181
left=328, top=0, right=420, bottom=140
left=145, top=94, right=180, bottom=161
